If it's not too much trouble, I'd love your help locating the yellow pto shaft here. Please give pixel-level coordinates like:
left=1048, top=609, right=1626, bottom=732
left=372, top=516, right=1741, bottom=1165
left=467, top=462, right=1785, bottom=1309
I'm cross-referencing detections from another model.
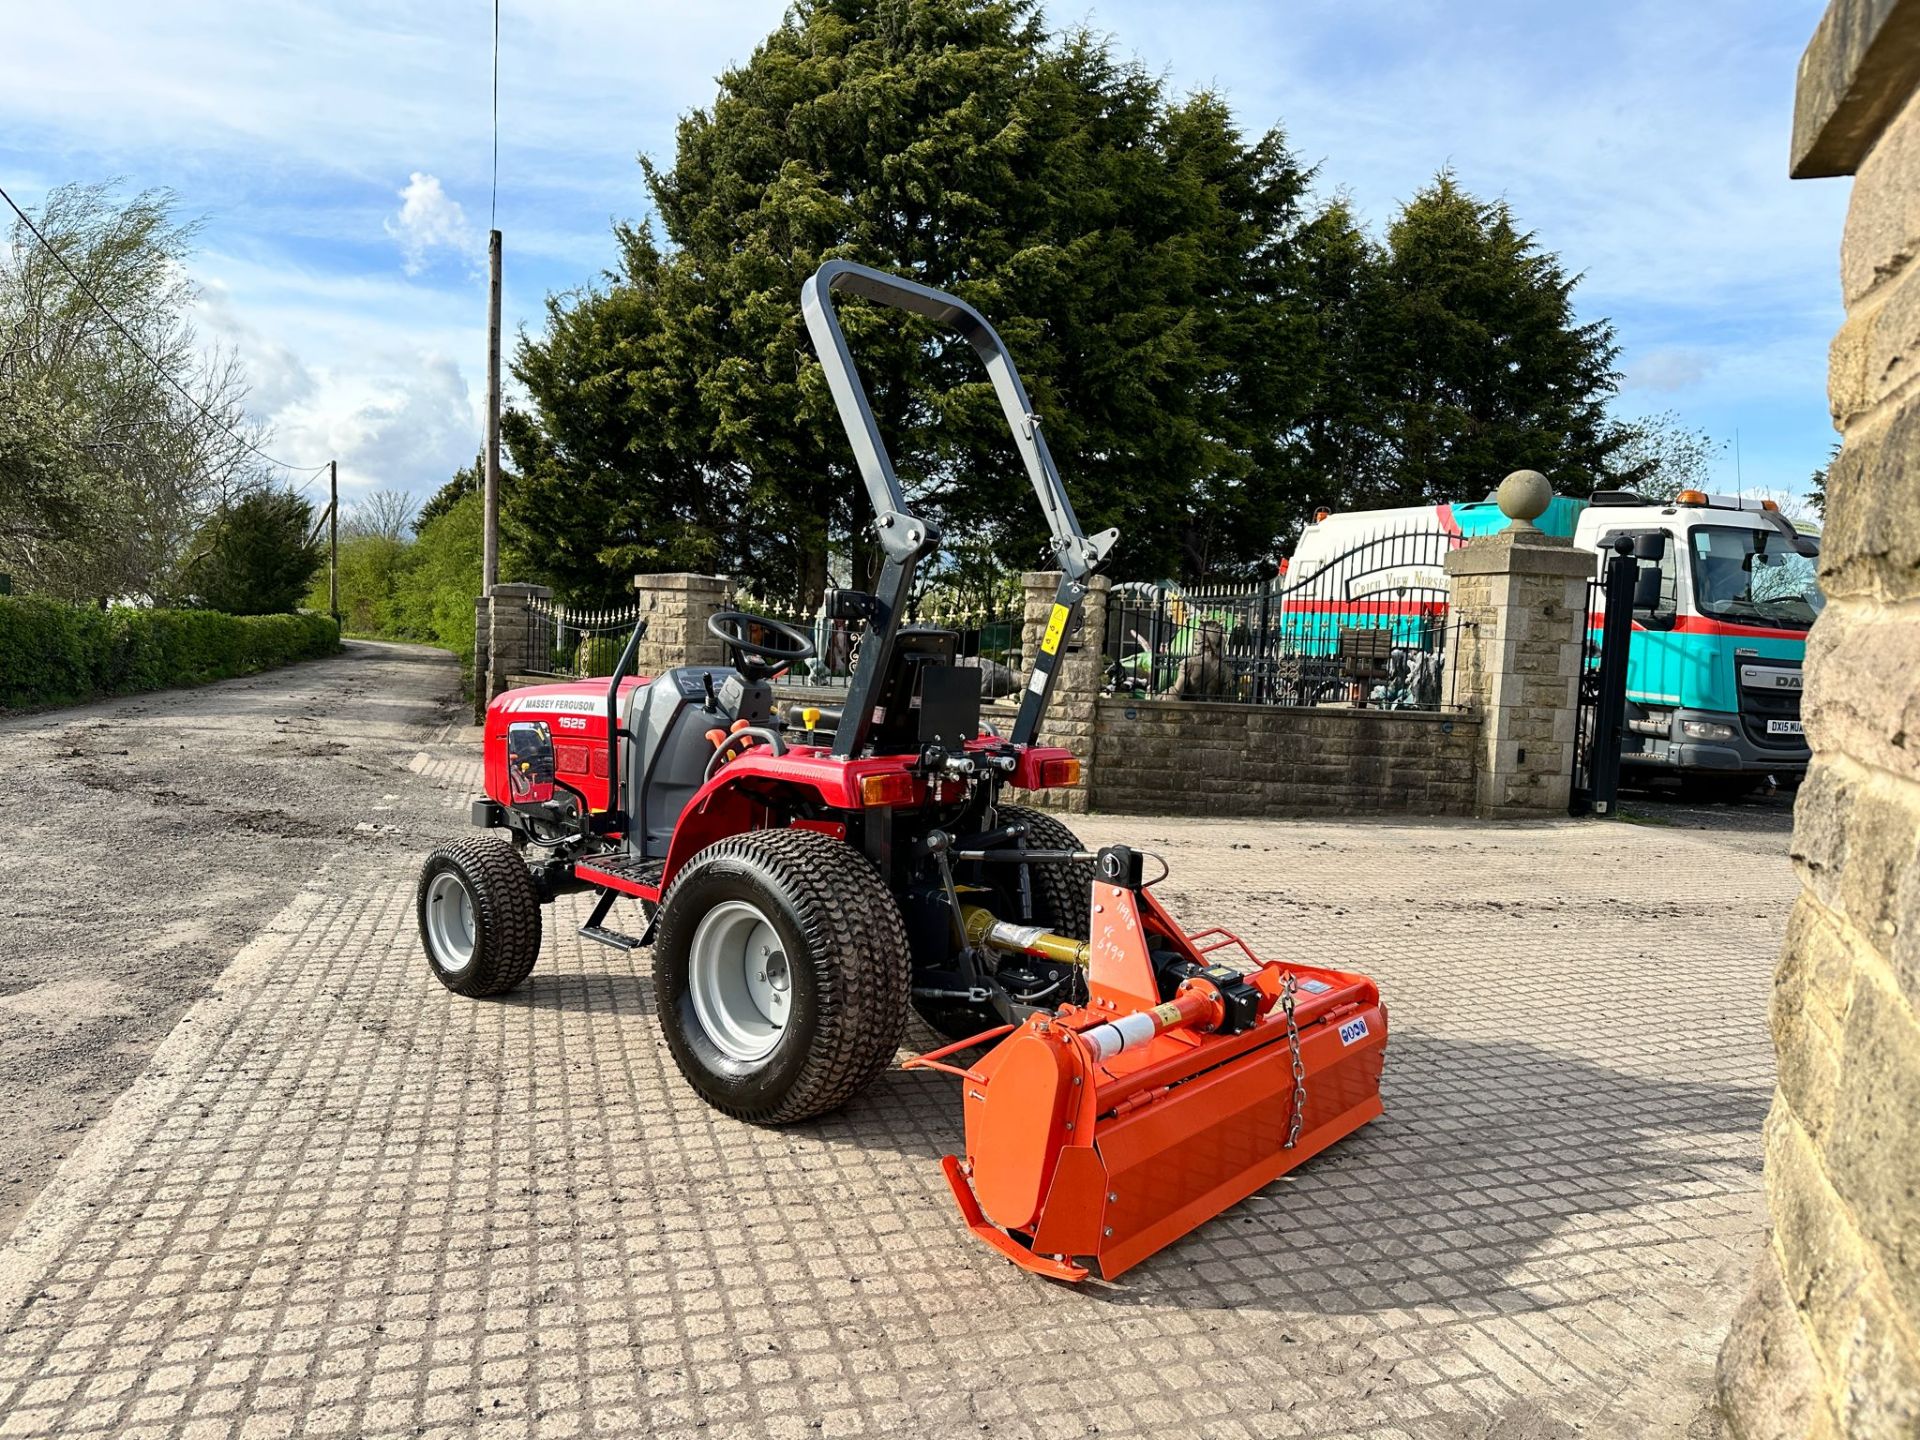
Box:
left=960, top=905, right=1089, bottom=968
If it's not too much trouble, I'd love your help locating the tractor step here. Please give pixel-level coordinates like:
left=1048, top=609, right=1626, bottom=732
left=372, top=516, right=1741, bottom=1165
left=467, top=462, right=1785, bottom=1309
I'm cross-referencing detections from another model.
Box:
left=579, top=923, right=644, bottom=952
left=574, top=853, right=665, bottom=899
left=575, top=880, right=653, bottom=954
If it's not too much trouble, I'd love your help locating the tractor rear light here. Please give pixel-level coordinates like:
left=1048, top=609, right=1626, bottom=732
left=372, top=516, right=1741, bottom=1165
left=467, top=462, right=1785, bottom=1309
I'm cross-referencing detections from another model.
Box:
left=1037, top=756, right=1082, bottom=788
left=555, top=742, right=590, bottom=773
left=858, top=772, right=918, bottom=807
left=590, top=748, right=609, bottom=778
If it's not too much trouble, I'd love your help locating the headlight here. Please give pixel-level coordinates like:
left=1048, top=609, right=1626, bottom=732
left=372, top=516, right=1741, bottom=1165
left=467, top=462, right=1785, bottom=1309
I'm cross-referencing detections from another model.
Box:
left=1681, top=720, right=1737, bottom=741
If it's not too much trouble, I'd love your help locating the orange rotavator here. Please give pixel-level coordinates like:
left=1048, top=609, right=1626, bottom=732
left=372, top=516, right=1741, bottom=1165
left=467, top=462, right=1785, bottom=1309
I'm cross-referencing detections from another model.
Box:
left=908, top=845, right=1385, bottom=1280
left=416, top=262, right=1388, bottom=1283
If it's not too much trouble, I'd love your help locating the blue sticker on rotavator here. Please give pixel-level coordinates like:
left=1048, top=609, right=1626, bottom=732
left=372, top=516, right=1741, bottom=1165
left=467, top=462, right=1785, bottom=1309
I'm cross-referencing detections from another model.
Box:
left=1299, top=979, right=1332, bottom=994
left=1338, top=1017, right=1370, bottom=1046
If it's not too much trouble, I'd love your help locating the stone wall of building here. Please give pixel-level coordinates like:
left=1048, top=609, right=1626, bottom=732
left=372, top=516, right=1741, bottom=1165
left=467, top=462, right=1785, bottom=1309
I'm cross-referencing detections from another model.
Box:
left=1717, top=4, right=1920, bottom=1434
left=1088, top=699, right=1478, bottom=817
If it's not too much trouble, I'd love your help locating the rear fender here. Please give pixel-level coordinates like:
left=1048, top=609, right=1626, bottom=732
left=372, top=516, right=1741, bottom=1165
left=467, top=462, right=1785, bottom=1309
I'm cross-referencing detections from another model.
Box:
left=658, top=753, right=868, bottom=889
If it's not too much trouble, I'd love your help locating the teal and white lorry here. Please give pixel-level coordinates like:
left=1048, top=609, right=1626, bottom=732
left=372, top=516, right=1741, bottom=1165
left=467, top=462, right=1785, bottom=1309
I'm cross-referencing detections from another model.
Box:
left=1283, top=489, right=1822, bottom=783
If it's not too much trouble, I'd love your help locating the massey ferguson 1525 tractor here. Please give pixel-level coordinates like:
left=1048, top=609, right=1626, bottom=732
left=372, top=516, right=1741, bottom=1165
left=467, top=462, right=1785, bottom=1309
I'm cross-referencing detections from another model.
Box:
left=418, top=261, right=1389, bottom=1281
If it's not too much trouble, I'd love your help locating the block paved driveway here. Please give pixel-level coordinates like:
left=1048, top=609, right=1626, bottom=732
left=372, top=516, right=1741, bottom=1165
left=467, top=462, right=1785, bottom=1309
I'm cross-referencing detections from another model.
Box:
left=0, top=738, right=1795, bottom=1440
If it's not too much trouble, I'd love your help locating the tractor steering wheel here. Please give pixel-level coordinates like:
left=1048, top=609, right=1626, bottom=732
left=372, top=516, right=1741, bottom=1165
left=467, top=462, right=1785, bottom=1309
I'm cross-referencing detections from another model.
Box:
left=708, top=610, right=816, bottom=681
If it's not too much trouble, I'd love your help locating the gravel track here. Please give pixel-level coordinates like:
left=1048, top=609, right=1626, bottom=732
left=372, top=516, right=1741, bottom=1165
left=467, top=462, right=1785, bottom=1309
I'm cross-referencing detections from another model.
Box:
left=0, top=639, right=463, bottom=1239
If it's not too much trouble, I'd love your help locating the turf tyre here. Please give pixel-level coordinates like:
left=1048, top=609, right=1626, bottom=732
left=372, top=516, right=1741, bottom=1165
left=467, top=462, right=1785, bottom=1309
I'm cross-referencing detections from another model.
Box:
left=417, top=836, right=543, bottom=997
left=997, top=805, right=1096, bottom=940
left=653, top=829, right=910, bottom=1124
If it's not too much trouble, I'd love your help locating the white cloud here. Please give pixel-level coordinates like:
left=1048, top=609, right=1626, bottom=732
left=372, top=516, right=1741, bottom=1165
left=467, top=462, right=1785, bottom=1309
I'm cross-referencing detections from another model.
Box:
left=384, top=172, right=476, bottom=275
left=268, top=355, right=480, bottom=505
left=194, top=280, right=316, bottom=416
left=1625, top=348, right=1716, bottom=395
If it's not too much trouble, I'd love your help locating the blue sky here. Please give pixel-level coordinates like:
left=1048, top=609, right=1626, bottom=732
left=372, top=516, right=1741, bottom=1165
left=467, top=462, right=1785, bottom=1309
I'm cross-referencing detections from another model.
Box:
left=0, top=1, right=1846, bottom=518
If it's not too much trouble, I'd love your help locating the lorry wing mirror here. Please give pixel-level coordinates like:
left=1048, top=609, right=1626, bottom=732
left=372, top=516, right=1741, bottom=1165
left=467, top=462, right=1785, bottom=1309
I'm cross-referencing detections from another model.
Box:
left=1632, top=567, right=1663, bottom=611
left=1631, top=532, right=1667, bottom=562
left=505, top=721, right=556, bottom=807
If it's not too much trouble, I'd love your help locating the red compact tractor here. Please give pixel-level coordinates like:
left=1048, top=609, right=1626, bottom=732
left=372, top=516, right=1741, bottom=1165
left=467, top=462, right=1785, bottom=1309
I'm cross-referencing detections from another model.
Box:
left=418, top=262, right=1388, bottom=1280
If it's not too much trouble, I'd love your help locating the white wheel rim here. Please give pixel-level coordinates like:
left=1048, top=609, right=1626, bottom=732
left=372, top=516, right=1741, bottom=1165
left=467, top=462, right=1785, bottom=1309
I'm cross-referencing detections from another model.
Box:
left=426, top=871, right=477, bottom=972
left=687, top=899, right=790, bottom=1063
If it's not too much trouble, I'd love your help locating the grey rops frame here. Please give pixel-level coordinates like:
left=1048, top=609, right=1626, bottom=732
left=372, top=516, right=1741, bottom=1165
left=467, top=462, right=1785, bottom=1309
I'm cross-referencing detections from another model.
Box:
left=799, top=260, right=1118, bottom=757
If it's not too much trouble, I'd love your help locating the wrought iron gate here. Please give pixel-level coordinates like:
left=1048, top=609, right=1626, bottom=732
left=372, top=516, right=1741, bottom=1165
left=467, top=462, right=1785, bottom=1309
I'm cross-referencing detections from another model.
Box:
left=522, top=597, right=645, bottom=679
left=1105, top=529, right=1461, bottom=709
left=1571, top=541, right=1637, bottom=816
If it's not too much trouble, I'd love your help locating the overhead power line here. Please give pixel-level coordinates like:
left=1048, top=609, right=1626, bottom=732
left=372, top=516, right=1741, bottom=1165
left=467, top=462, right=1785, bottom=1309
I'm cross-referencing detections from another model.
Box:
left=0, top=180, right=329, bottom=487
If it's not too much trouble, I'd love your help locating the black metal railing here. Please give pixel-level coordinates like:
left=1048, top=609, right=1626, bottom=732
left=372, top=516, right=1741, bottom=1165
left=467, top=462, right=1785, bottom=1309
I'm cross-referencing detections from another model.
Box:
left=522, top=597, right=646, bottom=680
left=729, top=585, right=1028, bottom=701
left=1104, top=530, right=1465, bottom=710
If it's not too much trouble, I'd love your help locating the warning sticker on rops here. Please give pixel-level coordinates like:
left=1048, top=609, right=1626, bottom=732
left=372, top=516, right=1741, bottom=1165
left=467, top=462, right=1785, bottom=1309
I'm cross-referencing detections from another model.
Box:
left=1338, top=1017, right=1370, bottom=1046
left=1040, top=603, right=1070, bottom=655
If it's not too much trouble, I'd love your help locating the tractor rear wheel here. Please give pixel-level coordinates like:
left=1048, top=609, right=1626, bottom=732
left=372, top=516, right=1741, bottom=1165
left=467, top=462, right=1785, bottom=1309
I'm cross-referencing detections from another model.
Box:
left=652, top=829, right=910, bottom=1124
left=417, top=837, right=543, bottom=996
left=913, top=804, right=1096, bottom=1041
left=998, top=805, right=1096, bottom=940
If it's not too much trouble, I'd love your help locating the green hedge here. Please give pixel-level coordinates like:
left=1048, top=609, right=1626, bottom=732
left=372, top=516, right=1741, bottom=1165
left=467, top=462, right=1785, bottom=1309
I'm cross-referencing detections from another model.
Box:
left=0, top=597, right=342, bottom=710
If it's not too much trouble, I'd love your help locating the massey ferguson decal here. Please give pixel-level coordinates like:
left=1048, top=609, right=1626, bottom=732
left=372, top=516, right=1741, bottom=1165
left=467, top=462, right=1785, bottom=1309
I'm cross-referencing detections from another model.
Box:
left=507, top=695, right=604, bottom=715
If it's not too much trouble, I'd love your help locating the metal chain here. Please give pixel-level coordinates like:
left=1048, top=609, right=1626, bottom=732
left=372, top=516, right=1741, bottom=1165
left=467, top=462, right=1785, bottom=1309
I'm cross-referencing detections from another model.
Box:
left=1280, top=974, right=1306, bottom=1149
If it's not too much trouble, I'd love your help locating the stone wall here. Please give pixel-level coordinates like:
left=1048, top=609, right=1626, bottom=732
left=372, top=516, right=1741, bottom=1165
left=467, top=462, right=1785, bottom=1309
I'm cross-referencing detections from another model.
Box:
left=473, top=581, right=551, bottom=720
left=1008, top=569, right=1483, bottom=817
left=1716, top=4, right=1920, bottom=1434
left=1090, top=699, right=1478, bottom=817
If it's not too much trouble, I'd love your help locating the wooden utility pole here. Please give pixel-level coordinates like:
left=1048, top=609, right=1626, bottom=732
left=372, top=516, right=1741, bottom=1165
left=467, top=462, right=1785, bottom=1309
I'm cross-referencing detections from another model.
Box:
left=484, top=230, right=502, bottom=594
left=328, top=459, right=339, bottom=623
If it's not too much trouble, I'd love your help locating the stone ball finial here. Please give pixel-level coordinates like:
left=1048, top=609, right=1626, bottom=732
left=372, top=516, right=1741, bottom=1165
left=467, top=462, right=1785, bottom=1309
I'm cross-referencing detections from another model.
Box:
left=1497, top=469, right=1553, bottom=530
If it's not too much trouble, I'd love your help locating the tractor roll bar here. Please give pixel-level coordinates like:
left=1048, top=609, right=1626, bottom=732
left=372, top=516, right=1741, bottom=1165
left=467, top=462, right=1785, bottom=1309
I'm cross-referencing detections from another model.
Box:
left=800, top=261, right=1118, bottom=754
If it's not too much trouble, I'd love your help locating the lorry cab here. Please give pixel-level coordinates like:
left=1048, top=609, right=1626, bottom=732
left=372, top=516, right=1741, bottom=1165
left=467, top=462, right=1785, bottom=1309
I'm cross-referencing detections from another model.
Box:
left=1569, top=490, right=1822, bottom=782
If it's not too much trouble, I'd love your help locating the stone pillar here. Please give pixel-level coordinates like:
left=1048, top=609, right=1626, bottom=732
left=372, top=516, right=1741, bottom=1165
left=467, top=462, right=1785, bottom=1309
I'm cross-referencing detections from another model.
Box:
left=1717, top=6, right=1920, bottom=1434
left=633, top=572, right=731, bottom=675
left=474, top=581, right=552, bottom=720
left=1015, top=571, right=1110, bottom=814
left=472, top=594, right=490, bottom=723
left=1442, top=490, right=1591, bottom=818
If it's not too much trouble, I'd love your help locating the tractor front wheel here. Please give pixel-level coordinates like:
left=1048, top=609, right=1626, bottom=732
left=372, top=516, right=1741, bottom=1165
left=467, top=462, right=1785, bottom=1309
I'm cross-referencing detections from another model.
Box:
left=417, top=837, right=543, bottom=996
left=653, top=829, right=910, bottom=1125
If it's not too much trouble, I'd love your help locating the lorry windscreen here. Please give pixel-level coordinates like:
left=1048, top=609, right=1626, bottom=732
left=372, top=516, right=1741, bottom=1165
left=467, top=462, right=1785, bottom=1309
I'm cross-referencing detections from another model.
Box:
left=1688, top=525, right=1824, bottom=629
